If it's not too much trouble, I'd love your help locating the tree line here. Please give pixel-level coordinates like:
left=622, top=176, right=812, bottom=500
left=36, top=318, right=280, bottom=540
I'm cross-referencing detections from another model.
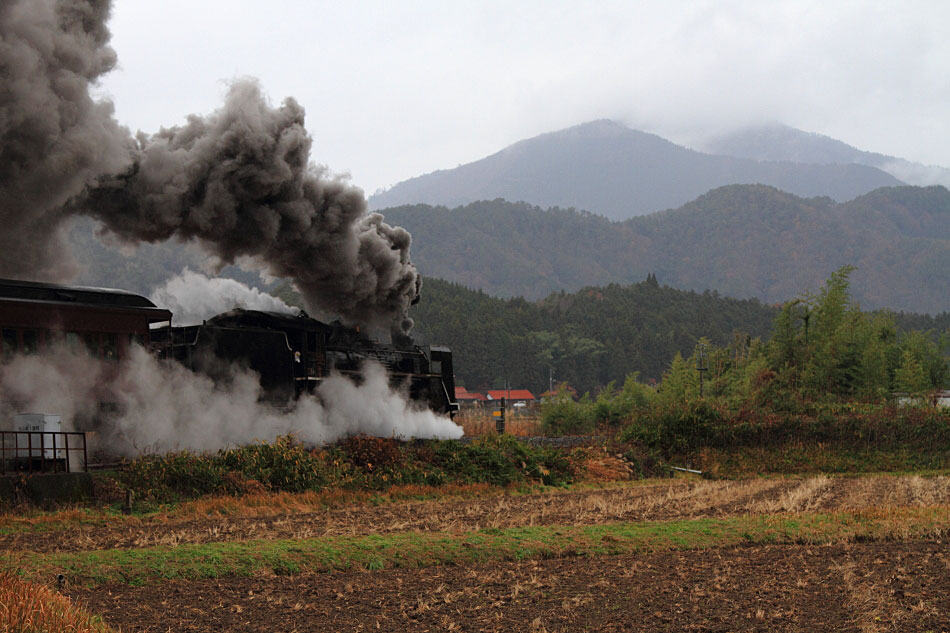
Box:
left=409, top=275, right=776, bottom=394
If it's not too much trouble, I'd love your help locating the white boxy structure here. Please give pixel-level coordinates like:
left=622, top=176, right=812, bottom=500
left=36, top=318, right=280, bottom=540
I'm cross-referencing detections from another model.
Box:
left=10, top=413, right=63, bottom=460
left=2, top=413, right=89, bottom=474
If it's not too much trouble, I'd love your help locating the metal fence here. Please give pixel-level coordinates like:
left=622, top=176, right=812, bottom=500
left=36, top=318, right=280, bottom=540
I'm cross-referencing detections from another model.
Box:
left=0, top=430, right=87, bottom=475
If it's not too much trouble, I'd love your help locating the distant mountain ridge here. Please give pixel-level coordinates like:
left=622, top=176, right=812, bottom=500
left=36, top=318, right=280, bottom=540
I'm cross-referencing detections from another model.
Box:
left=382, top=185, right=950, bottom=314
left=701, top=123, right=950, bottom=188
left=369, top=120, right=902, bottom=220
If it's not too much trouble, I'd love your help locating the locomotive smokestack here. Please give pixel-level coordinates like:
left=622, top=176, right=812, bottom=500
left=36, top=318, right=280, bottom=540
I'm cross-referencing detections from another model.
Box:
left=0, top=0, right=421, bottom=334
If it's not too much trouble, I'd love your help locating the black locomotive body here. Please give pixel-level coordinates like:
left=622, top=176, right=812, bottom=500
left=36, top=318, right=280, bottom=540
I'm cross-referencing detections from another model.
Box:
left=157, top=310, right=460, bottom=417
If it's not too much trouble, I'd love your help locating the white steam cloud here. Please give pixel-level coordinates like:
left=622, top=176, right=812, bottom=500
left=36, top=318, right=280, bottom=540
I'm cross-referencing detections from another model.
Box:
left=150, top=270, right=298, bottom=326
left=0, top=346, right=462, bottom=456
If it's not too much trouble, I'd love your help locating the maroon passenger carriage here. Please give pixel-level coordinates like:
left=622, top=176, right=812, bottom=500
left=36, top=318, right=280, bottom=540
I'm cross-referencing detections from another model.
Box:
left=0, top=278, right=171, bottom=361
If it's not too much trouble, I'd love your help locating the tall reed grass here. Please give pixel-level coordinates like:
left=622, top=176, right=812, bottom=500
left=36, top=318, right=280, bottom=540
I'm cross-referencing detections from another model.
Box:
left=0, top=572, right=112, bottom=633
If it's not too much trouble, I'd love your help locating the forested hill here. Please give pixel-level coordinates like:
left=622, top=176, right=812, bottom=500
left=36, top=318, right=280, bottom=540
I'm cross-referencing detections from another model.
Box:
left=369, top=120, right=901, bottom=220
left=384, top=184, right=950, bottom=314
left=408, top=276, right=777, bottom=395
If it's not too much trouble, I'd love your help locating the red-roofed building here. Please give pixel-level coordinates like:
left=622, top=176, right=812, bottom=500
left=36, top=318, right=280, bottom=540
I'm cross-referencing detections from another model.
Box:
left=485, top=389, right=536, bottom=407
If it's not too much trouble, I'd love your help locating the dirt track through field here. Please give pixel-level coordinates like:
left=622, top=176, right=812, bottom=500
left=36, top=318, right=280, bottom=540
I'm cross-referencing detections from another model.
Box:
left=67, top=540, right=950, bottom=633
left=4, top=475, right=949, bottom=553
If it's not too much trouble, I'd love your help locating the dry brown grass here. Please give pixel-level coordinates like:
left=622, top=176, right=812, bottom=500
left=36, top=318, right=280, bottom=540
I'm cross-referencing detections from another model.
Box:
left=749, top=476, right=834, bottom=513
left=457, top=412, right=543, bottom=436
left=0, top=482, right=498, bottom=533
left=0, top=572, right=113, bottom=632
left=0, top=508, right=88, bottom=529
left=3, top=475, right=949, bottom=554
left=170, top=482, right=498, bottom=520
left=578, top=453, right=637, bottom=481
left=832, top=474, right=950, bottom=510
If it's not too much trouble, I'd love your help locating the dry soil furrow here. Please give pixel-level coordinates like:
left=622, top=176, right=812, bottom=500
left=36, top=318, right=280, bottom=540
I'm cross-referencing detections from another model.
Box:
left=66, top=541, right=950, bottom=633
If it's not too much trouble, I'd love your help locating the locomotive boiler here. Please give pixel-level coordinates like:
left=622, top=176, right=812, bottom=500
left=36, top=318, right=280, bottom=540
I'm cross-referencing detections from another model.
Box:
left=155, top=309, right=460, bottom=417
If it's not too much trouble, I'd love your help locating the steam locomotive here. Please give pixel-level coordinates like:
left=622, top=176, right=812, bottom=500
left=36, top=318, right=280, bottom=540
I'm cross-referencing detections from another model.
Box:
left=0, top=278, right=459, bottom=417
left=154, top=309, right=459, bottom=416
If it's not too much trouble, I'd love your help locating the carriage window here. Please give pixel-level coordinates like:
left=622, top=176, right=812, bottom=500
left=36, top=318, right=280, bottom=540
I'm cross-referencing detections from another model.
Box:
left=84, top=333, right=100, bottom=358
left=46, top=330, right=63, bottom=349
left=1, top=329, right=17, bottom=356
left=22, top=330, right=38, bottom=355
left=103, top=333, right=119, bottom=360
left=65, top=332, right=81, bottom=353
left=430, top=360, right=442, bottom=374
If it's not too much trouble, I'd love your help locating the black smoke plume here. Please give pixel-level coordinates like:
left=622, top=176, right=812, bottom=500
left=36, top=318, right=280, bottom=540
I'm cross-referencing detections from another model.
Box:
left=0, top=0, right=129, bottom=281
left=0, top=0, right=420, bottom=333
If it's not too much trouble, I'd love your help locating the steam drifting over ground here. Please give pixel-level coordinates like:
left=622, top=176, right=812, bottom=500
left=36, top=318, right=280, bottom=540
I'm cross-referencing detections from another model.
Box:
left=0, top=347, right=463, bottom=455
left=0, top=0, right=420, bottom=334
left=150, top=270, right=298, bottom=326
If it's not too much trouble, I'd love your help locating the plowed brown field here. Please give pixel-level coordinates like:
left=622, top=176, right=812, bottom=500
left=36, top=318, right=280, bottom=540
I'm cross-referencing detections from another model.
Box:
left=67, top=541, right=949, bottom=632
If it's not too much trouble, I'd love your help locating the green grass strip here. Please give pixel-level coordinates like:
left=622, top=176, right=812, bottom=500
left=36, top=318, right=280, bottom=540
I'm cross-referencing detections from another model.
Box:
left=6, top=507, right=948, bottom=587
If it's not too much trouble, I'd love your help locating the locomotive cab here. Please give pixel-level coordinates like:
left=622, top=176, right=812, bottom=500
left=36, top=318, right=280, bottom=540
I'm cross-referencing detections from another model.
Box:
left=426, top=345, right=459, bottom=417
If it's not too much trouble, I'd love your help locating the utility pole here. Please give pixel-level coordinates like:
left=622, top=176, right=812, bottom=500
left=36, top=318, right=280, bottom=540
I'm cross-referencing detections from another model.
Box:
left=495, top=397, right=506, bottom=434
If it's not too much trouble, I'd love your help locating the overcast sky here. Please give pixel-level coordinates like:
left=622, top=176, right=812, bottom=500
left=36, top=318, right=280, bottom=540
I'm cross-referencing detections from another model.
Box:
left=97, top=0, right=950, bottom=196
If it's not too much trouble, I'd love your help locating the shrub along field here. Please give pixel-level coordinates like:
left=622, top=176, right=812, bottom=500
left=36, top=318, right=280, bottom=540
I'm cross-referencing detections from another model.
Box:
left=116, top=434, right=575, bottom=508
